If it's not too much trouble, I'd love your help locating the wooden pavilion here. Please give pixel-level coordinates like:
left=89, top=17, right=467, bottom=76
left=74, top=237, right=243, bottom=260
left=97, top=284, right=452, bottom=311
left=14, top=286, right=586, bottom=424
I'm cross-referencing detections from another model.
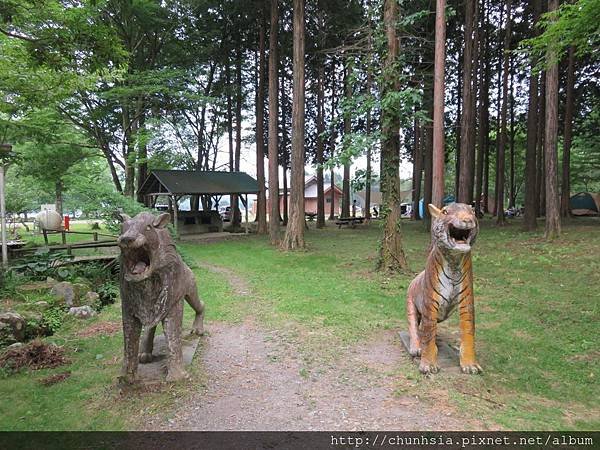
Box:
left=138, top=170, right=260, bottom=237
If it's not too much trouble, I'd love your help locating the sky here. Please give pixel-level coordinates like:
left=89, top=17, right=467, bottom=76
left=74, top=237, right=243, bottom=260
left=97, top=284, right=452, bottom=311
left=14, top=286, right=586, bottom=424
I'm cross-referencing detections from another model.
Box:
left=212, top=119, right=414, bottom=192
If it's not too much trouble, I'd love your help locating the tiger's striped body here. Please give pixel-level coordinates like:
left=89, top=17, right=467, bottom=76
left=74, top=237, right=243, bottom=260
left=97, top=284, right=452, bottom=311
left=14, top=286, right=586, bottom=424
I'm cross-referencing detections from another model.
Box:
left=407, top=203, right=482, bottom=375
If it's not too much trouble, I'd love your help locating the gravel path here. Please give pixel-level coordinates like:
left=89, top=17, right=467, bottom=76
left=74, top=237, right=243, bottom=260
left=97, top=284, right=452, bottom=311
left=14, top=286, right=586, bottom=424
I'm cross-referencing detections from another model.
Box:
left=145, top=264, right=485, bottom=431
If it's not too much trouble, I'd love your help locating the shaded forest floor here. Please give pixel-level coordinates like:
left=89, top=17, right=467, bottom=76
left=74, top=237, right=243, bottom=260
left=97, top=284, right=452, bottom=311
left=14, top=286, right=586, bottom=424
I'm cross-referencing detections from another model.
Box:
left=1, top=217, right=598, bottom=430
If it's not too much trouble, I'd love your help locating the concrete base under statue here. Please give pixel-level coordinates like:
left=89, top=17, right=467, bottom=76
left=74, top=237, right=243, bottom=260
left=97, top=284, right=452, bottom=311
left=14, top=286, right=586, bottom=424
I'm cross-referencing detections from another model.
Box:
left=398, top=331, right=460, bottom=373
left=136, top=333, right=201, bottom=382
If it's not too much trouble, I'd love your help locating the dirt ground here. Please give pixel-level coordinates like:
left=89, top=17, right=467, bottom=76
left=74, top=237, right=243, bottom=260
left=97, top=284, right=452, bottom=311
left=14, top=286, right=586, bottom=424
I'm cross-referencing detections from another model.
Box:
left=144, top=264, right=488, bottom=431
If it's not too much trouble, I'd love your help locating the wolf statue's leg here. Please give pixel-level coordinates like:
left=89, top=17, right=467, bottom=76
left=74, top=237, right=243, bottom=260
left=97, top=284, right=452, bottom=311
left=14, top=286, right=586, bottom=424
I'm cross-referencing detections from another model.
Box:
left=185, top=283, right=205, bottom=336
left=163, top=301, right=188, bottom=382
left=121, top=314, right=142, bottom=384
left=139, top=325, right=157, bottom=363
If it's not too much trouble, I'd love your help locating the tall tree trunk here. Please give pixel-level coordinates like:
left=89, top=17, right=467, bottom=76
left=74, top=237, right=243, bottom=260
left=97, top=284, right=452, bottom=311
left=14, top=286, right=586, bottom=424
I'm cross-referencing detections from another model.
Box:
left=544, top=0, right=561, bottom=239
left=281, top=0, right=306, bottom=250
left=561, top=45, right=575, bottom=218
left=523, top=0, right=540, bottom=231
left=458, top=0, right=477, bottom=204
left=342, top=60, right=352, bottom=218
left=378, top=0, right=408, bottom=272
left=315, top=3, right=326, bottom=228
left=281, top=71, right=289, bottom=226
left=412, top=117, right=422, bottom=220
left=316, top=58, right=326, bottom=227
left=198, top=62, right=217, bottom=170
left=423, top=79, right=434, bottom=228
left=232, top=47, right=243, bottom=229
left=483, top=2, right=492, bottom=216
left=136, top=113, right=148, bottom=204
left=496, top=0, right=512, bottom=225
left=492, top=2, right=504, bottom=216
left=226, top=59, right=235, bottom=222
left=55, top=181, right=63, bottom=217
left=469, top=0, right=479, bottom=203
left=122, top=104, right=136, bottom=198
left=509, top=54, right=516, bottom=209
left=365, top=64, right=373, bottom=220
left=431, top=0, right=447, bottom=207
left=329, top=59, right=337, bottom=220
left=537, top=73, right=546, bottom=217
left=455, top=51, right=462, bottom=199
left=256, top=15, right=268, bottom=234
left=268, top=0, right=280, bottom=244
left=483, top=135, right=489, bottom=212
left=475, top=0, right=489, bottom=217
left=283, top=166, right=288, bottom=225
left=105, top=149, right=123, bottom=194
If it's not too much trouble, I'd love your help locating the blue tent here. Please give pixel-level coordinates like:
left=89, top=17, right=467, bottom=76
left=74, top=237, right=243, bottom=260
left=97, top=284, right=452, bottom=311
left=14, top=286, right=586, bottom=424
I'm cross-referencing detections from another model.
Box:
left=419, top=195, right=456, bottom=217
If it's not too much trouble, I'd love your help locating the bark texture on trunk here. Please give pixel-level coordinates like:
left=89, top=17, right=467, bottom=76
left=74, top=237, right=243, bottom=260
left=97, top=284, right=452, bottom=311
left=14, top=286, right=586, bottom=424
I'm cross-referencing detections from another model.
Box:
left=136, top=114, right=147, bottom=204
left=431, top=0, right=447, bottom=207
left=232, top=47, right=243, bottom=229
left=544, top=0, right=561, bottom=239
left=378, top=0, right=408, bottom=272
left=509, top=55, right=515, bottom=209
left=316, top=5, right=326, bottom=229
left=316, top=60, right=326, bottom=228
left=55, top=181, right=63, bottom=217
left=496, top=0, right=512, bottom=225
left=268, top=0, right=280, bottom=244
left=329, top=59, right=337, bottom=221
left=561, top=45, right=575, bottom=218
left=537, top=73, right=546, bottom=217
left=458, top=0, right=476, bottom=204
left=523, top=0, right=541, bottom=231
left=342, top=61, right=352, bottom=218
left=412, top=118, right=422, bottom=220
left=256, top=16, right=268, bottom=234
left=475, top=0, right=489, bottom=217
left=423, top=82, right=434, bottom=229
left=365, top=92, right=372, bottom=220
left=281, top=0, right=306, bottom=250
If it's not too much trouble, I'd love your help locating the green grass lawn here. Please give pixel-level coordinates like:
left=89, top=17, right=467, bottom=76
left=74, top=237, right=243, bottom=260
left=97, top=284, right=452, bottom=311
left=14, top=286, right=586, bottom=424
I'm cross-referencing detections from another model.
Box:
left=1, top=217, right=598, bottom=430
left=179, top=217, right=600, bottom=430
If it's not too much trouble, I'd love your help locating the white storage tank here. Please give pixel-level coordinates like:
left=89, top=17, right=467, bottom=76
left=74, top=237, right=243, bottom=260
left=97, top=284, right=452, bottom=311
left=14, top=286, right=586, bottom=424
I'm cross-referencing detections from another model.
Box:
left=36, top=209, right=62, bottom=231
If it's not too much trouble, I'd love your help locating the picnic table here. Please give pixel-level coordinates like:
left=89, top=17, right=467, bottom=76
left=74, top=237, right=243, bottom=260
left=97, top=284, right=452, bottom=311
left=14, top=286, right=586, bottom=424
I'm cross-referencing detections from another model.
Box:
left=305, top=212, right=317, bottom=221
left=335, top=216, right=365, bottom=229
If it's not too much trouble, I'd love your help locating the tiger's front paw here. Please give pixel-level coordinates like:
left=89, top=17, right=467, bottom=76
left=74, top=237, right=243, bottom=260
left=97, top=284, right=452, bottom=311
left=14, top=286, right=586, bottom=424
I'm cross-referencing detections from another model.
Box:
left=409, top=343, right=421, bottom=357
left=419, top=360, right=439, bottom=375
left=460, top=362, right=483, bottom=374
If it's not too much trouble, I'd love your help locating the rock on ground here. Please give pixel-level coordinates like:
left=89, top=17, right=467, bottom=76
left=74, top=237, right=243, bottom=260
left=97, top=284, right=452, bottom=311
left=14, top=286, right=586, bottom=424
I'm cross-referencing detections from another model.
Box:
left=0, top=312, right=26, bottom=344
left=50, top=282, right=78, bottom=307
left=68, top=305, right=96, bottom=319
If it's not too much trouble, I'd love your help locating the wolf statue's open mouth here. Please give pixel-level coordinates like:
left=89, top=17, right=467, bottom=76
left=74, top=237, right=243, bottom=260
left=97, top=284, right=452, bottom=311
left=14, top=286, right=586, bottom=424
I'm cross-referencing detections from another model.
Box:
left=123, top=246, right=152, bottom=280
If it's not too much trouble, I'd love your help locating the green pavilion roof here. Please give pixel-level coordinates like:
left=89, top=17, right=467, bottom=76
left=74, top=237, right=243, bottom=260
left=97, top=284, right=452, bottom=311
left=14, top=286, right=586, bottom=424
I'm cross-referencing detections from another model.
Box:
left=139, top=170, right=260, bottom=196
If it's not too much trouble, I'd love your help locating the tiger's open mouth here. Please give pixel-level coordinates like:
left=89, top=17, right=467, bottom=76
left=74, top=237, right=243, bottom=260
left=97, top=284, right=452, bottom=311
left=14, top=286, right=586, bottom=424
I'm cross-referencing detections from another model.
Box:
left=449, top=224, right=472, bottom=244
left=122, top=246, right=152, bottom=281
left=447, top=224, right=475, bottom=251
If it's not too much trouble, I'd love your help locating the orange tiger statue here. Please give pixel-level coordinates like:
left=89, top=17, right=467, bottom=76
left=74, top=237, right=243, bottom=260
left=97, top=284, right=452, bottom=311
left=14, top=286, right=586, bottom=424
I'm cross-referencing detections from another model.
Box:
left=406, top=203, right=482, bottom=375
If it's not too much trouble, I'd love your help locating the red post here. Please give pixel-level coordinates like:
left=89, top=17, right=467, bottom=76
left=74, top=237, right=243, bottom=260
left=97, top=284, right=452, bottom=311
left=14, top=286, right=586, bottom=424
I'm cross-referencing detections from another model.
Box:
left=64, top=215, right=70, bottom=231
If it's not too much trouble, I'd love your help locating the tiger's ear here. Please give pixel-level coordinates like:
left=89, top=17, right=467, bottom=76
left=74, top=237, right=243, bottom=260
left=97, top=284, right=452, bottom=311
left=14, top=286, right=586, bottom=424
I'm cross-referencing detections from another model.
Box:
left=428, top=204, right=442, bottom=218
